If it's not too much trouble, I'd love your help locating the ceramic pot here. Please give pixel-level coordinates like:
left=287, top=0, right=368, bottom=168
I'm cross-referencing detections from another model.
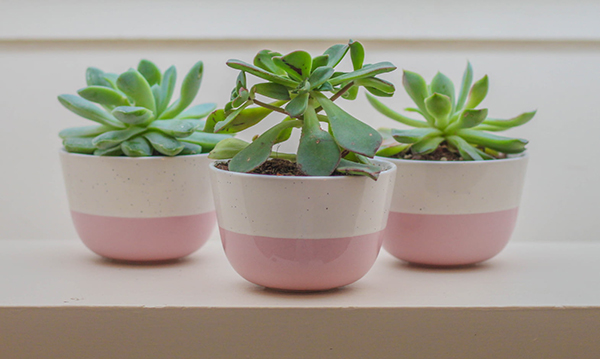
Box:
left=381, top=154, right=528, bottom=266
left=209, top=159, right=396, bottom=291
left=60, top=151, right=216, bottom=261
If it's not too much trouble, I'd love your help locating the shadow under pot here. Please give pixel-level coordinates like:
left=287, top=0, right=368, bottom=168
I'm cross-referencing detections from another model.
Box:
left=209, top=159, right=397, bottom=291
left=60, top=150, right=217, bottom=262
left=380, top=154, right=528, bottom=266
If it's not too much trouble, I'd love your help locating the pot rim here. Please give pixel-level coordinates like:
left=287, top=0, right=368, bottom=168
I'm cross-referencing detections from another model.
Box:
left=376, top=151, right=528, bottom=165
left=209, top=158, right=396, bottom=181
left=59, top=148, right=210, bottom=161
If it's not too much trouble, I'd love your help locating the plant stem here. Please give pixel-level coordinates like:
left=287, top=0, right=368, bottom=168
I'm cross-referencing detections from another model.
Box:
left=252, top=99, right=288, bottom=115
left=315, top=81, right=355, bottom=114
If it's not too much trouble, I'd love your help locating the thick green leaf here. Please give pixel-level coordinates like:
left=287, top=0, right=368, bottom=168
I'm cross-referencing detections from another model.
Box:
left=63, top=137, right=96, bottom=154
left=466, top=75, right=489, bottom=109
left=285, top=93, right=309, bottom=118
left=446, top=135, right=483, bottom=160
left=92, top=126, right=147, bottom=150
left=137, top=59, right=162, bottom=86
left=376, top=143, right=410, bottom=157
left=159, top=61, right=203, bottom=119
left=59, top=125, right=111, bottom=139
left=86, top=67, right=112, bottom=88
left=208, top=138, right=250, bottom=159
left=148, top=119, right=202, bottom=138
left=77, top=86, right=129, bottom=108
left=430, top=72, right=455, bottom=111
left=112, top=106, right=154, bottom=125
left=456, top=129, right=528, bottom=154
left=356, top=77, right=395, bottom=94
left=94, top=146, right=124, bottom=156
left=335, top=158, right=382, bottom=180
left=349, top=40, right=365, bottom=70
left=308, top=66, right=335, bottom=90
left=252, top=83, right=291, bottom=100
left=323, top=44, right=349, bottom=68
left=411, top=136, right=444, bottom=154
left=229, top=120, right=302, bottom=172
left=365, top=86, right=394, bottom=97
left=213, top=100, right=287, bottom=133
left=227, top=59, right=298, bottom=87
left=253, top=50, right=286, bottom=76
left=311, top=55, right=329, bottom=72
left=315, top=93, right=381, bottom=157
left=329, top=62, right=396, bottom=86
left=273, top=51, right=312, bottom=81
left=121, top=136, right=153, bottom=157
left=456, top=62, right=473, bottom=111
left=179, top=142, right=203, bottom=155
left=274, top=116, right=295, bottom=144
left=392, top=128, right=442, bottom=144
left=175, top=103, right=217, bottom=119
left=341, top=85, right=359, bottom=100
left=424, top=93, right=452, bottom=128
left=366, top=94, right=429, bottom=128
left=235, top=71, right=247, bottom=91
left=156, top=66, right=176, bottom=115
left=297, top=106, right=341, bottom=176
left=481, top=111, right=537, bottom=129
left=103, top=73, right=119, bottom=89
left=144, top=131, right=185, bottom=156
left=213, top=102, right=251, bottom=133
left=402, top=70, right=434, bottom=125
left=57, top=94, right=124, bottom=128
left=446, top=109, right=488, bottom=132
left=116, top=70, right=156, bottom=112
left=180, top=131, right=232, bottom=152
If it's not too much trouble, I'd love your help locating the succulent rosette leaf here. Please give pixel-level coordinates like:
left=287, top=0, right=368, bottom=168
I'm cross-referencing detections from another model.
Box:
left=208, top=40, right=396, bottom=180
left=59, top=60, right=232, bottom=156
left=368, top=63, right=535, bottom=160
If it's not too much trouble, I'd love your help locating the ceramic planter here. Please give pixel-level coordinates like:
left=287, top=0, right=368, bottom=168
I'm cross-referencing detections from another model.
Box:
left=381, top=154, right=528, bottom=266
left=209, top=159, right=396, bottom=291
left=60, top=151, right=216, bottom=261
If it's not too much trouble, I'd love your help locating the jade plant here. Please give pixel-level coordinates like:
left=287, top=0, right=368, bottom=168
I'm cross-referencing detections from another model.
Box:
left=58, top=60, right=231, bottom=156
left=207, top=40, right=396, bottom=179
left=367, top=63, right=536, bottom=160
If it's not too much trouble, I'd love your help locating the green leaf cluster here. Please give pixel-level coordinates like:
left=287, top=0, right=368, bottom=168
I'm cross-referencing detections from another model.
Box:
left=208, top=40, right=396, bottom=180
left=59, top=60, right=232, bottom=157
left=368, top=63, right=535, bottom=160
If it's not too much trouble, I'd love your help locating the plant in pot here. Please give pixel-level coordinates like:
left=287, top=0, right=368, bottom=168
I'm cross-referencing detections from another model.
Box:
left=206, top=40, right=398, bottom=290
left=59, top=59, right=231, bottom=262
left=367, top=63, right=536, bottom=266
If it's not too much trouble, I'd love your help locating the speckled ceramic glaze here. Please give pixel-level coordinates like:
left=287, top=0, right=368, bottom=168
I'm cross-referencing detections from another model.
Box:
left=209, top=159, right=397, bottom=291
left=60, top=150, right=216, bottom=261
left=381, top=154, right=528, bottom=266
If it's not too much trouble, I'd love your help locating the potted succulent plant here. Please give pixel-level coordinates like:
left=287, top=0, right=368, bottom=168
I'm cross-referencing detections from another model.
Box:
left=206, top=40, right=397, bottom=291
left=367, top=63, right=535, bottom=266
left=59, top=59, right=231, bottom=262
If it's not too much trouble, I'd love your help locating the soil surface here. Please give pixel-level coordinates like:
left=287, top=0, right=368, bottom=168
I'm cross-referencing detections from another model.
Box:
left=216, top=158, right=308, bottom=176
left=393, top=142, right=505, bottom=161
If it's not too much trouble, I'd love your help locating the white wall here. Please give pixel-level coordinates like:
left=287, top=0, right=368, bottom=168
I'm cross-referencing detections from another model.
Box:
left=1, top=1, right=599, bottom=242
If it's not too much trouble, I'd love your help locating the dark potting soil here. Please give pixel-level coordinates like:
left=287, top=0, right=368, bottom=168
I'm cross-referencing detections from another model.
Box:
left=393, top=142, right=506, bottom=161
left=215, top=158, right=308, bottom=176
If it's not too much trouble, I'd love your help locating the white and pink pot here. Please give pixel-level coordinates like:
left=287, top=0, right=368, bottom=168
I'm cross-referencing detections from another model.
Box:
left=381, top=154, right=528, bottom=266
left=60, top=151, right=216, bottom=262
left=209, top=159, right=396, bottom=291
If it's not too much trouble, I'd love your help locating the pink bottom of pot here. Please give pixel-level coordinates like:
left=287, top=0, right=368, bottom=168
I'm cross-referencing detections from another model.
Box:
left=71, top=211, right=216, bottom=262
left=220, top=228, right=385, bottom=291
left=383, top=208, right=519, bottom=266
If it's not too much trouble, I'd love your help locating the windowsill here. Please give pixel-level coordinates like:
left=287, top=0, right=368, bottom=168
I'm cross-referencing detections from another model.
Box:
left=1, top=236, right=599, bottom=357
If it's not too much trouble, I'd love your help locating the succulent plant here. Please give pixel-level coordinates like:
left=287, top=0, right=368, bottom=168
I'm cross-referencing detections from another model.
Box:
left=58, top=60, right=231, bottom=156
left=367, top=63, right=536, bottom=160
left=207, top=40, right=396, bottom=179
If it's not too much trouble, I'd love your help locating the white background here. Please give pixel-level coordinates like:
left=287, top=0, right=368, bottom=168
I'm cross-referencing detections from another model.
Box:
left=1, top=0, right=599, bottom=242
